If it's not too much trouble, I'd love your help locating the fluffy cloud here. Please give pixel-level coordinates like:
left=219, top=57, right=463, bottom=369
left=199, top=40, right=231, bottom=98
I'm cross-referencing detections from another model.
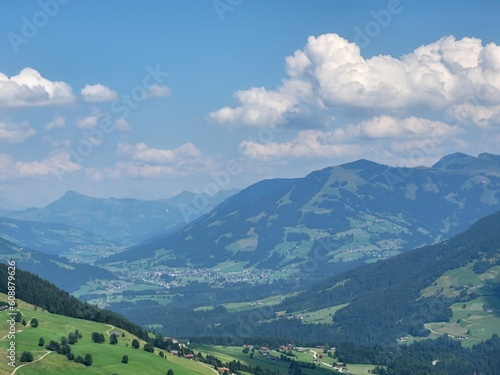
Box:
left=45, top=115, right=66, bottom=131
left=115, top=142, right=214, bottom=177
left=76, top=108, right=107, bottom=129
left=114, top=118, right=132, bottom=131
left=0, top=121, right=36, bottom=143
left=239, top=116, right=461, bottom=160
left=240, top=130, right=363, bottom=159
left=0, top=68, right=74, bottom=107
left=208, top=81, right=312, bottom=128
left=356, top=116, right=459, bottom=139
left=117, top=142, right=201, bottom=163
left=210, top=34, right=500, bottom=128
left=446, top=103, right=500, bottom=128
left=144, top=84, right=171, bottom=99
left=0, top=150, right=81, bottom=180
left=81, top=84, right=118, bottom=102
left=77, top=108, right=132, bottom=131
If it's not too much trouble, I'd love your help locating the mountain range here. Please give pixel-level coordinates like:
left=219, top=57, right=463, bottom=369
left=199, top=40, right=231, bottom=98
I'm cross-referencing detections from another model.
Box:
left=1, top=152, right=500, bottom=357
left=0, top=217, right=119, bottom=258
left=5, top=189, right=238, bottom=246
left=0, top=237, right=115, bottom=292
left=99, top=152, right=500, bottom=282
left=137, top=209, right=500, bottom=347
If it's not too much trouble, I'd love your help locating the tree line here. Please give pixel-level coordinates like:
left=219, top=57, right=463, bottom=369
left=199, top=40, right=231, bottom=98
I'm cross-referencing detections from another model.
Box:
left=0, top=263, right=149, bottom=341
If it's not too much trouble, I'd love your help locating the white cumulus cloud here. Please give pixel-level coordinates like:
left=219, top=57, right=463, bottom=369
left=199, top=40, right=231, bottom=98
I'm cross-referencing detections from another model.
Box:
left=114, top=118, right=132, bottom=131
left=209, top=34, right=500, bottom=128
left=76, top=108, right=107, bottom=129
left=45, top=115, right=66, bottom=131
left=117, top=142, right=201, bottom=163
left=0, top=68, right=75, bottom=107
left=0, top=150, right=81, bottom=180
left=356, top=116, right=459, bottom=139
left=0, top=121, right=36, bottom=143
left=239, top=130, right=363, bottom=160
left=81, top=83, right=118, bottom=102
left=239, top=116, right=462, bottom=161
left=114, top=142, right=215, bottom=178
left=144, top=84, right=171, bottom=99
left=208, top=81, right=312, bottom=128
left=446, top=103, right=500, bottom=128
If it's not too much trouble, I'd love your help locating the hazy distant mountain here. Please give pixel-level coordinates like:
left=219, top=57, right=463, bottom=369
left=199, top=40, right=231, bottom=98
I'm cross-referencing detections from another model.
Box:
left=0, top=237, right=115, bottom=292
left=7, top=189, right=238, bottom=245
left=100, top=153, right=500, bottom=280
left=432, top=152, right=500, bottom=172
left=0, top=217, right=119, bottom=257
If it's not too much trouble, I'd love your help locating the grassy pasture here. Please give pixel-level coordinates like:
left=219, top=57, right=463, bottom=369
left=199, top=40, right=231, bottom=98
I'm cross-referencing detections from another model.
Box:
left=424, top=295, right=500, bottom=347
left=193, top=344, right=341, bottom=375
left=0, top=293, right=213, bottom=375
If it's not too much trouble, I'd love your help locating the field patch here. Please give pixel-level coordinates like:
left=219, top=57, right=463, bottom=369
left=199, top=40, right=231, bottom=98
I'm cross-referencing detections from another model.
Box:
left=0, top=293, right=212, bottom=375
left=423, top=295, right=500, bottom=347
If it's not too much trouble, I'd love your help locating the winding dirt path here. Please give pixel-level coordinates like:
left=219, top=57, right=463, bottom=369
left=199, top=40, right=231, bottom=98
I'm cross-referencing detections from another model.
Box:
left=310, top=349, right=333, bottom=368
left=105, top=324, right=116, bottom=336
left=11, top=351, right=52, bottom=375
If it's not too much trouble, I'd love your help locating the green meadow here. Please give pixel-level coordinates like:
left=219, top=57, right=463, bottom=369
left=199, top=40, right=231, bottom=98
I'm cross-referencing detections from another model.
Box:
left=410, top=262, right=500, bottom=347
left=192, top=344, right=375, bottom=375
left=0, top=293, right=212, bottom=375
left=425, top=295, right=500, bottom=347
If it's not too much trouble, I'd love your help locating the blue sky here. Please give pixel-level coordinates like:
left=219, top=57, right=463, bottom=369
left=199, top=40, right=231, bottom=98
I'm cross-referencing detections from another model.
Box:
left=0, top=0, right=499, bottom=209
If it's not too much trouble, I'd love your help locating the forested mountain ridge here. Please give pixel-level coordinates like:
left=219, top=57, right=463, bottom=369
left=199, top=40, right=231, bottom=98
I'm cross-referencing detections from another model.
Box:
left=0, top=262, right=149, bottom=340
left=100, top=153, right=500, bottom=282
left=264, top=209, right=500, bottom=345
left=145, top=210, right=500, bottom=346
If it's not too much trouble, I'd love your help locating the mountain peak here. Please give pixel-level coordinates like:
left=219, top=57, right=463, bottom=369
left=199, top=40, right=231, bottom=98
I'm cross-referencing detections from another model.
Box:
left=432, top=153, right=475, bottom=169
left=432, top=152, right=500, bottom=172
left=55, top=190, right=96, bottom=205
left=61, top=190, right=87, bottom=199
left=477, top=152, right=500, bottom=163
left=340, top=158, right=384, bottom=170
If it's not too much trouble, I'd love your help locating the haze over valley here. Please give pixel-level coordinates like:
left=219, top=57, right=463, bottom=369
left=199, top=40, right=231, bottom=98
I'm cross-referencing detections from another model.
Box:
left=1, top=2, right=500, bottom=374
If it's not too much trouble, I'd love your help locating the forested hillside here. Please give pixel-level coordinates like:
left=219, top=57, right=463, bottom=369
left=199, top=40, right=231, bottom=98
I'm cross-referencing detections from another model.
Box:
left=101, top=153, right=500, bottom=285
left=0, top=263, right=149, bottom=341
left=0, top=237, right=115, bottom=292
left=139, top=210, right=500, bottom=346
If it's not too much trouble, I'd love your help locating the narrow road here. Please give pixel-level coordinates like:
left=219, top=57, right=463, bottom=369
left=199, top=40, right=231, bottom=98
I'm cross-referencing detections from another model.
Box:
left=11, top=351, right=52, bottom=375
left=105, top=324, right=116, bottom=336
left=310, top=349, right=333, bottom=368
left=0, top=318, right=32, bottom=341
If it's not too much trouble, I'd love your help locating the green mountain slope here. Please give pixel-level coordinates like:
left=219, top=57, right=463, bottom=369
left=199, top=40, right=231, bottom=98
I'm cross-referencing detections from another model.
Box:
left=146, top=210, right=500, bottom=346
left=0, top=293, right=213, bottom=375
left=0, top=262, right=148, bottom=340
left=0, top=238, right=115, bottom=293
left=267, top=210, right=500, bottom=345
left=101, top=153, right=500, bottom=283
